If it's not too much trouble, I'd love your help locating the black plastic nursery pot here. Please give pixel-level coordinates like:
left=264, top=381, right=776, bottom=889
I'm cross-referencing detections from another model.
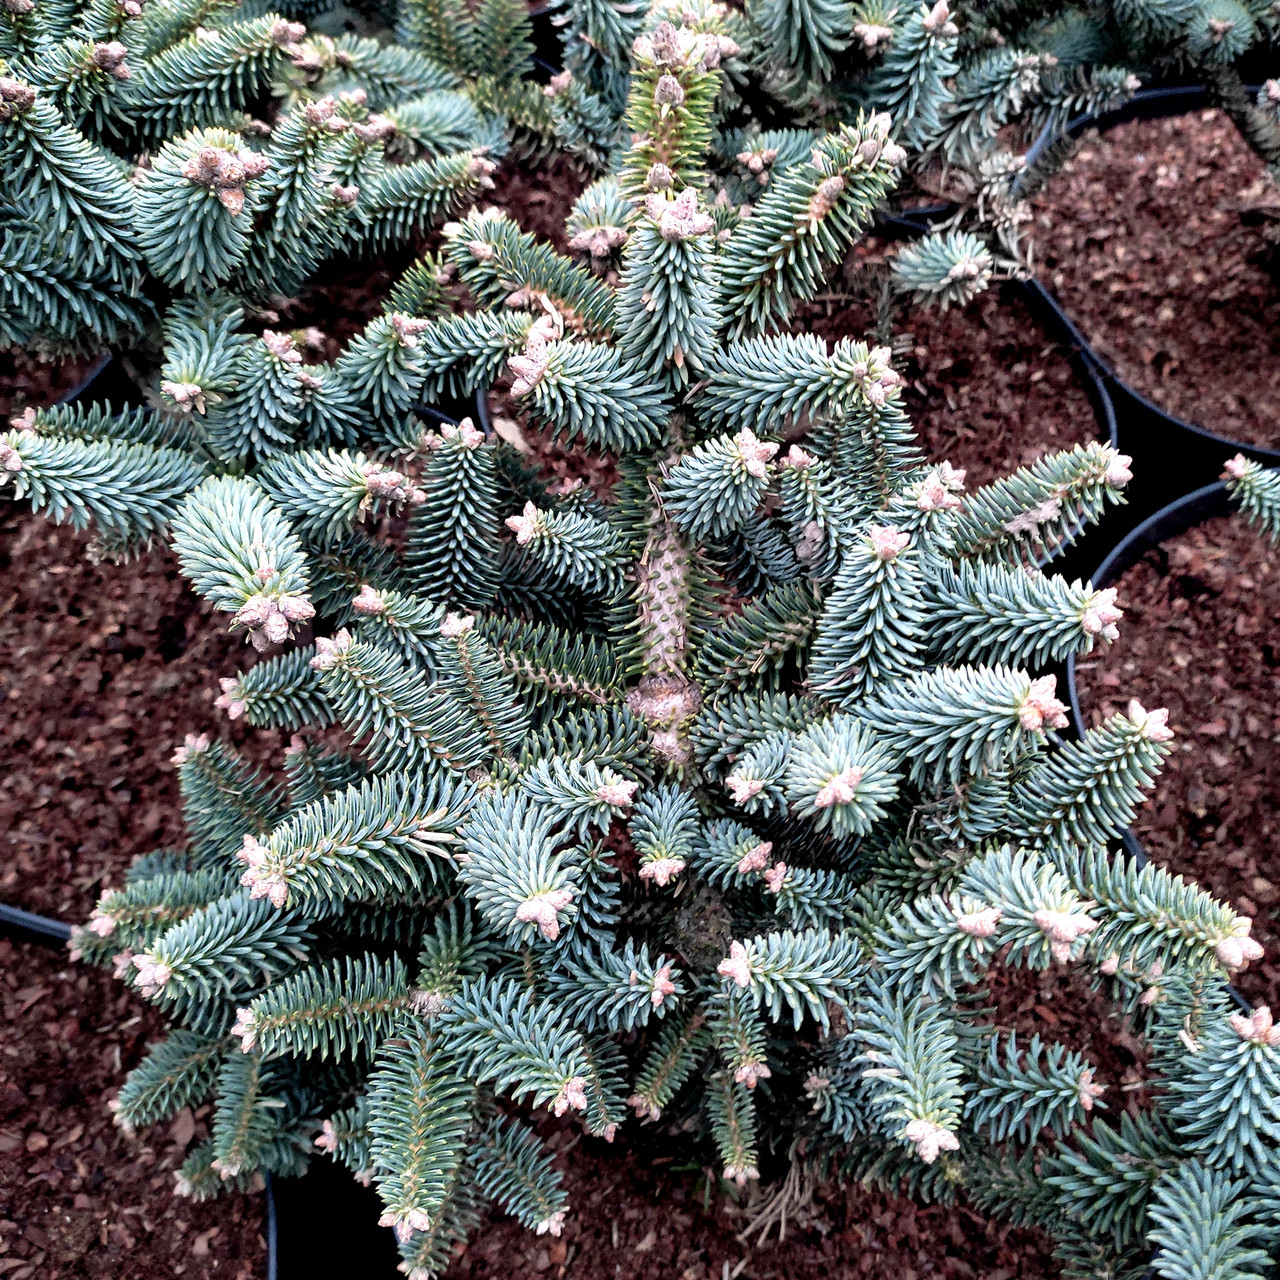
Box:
left=1063, top=480, right=1261, bottom=1016
left=1020, top=84, right=1280, bottom=474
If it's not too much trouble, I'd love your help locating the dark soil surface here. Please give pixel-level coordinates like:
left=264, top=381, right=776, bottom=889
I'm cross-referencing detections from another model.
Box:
left=490, top=152, right=587, bottom=254
left=796, top=265, right=1100, bottom=493
left=1075, top=512, right=1280, bottom=1010
left=0, top=935, right=267, bottom=1280
left=0, top=514, right=283, bottom=923
left=443, top=951, right=1177, bottom=1280
left=445, top=1114, right=1057, bottom=1280
left=0, top=351, right=104, bottom=424
left=1034, top=109, right=1280, bottom=449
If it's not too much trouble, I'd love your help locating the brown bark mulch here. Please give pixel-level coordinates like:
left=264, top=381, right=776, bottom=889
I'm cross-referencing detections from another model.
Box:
left=1034, top=108, right=1280, bottom=449
left=1075, top=512, right=1280, bottom=1011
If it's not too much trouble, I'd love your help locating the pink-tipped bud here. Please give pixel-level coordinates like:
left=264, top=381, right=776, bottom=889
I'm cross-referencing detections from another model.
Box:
left=515, top=888, right=574, bottom=941
left=170, top=733, right=209, bottom=766
left=0, top=440, right=23, bottom=474
left=596, top=778, right=638, bottom=808
left=1104, top=451, right=1133, bottom=488
left=869, top=525, right=910, bottom=561
left=1018, top=675, right=1070, bottom=731
left=507, top=333, right=551, bottom=397
left=214, top=676, right=246, bottom=720
left=734, top=1061, right=772, bottom=1088
left=1077, top=1068, right=1105, bottom=1110
left=230, top=1006, right=258, bottom=1052
left=814, top=766, right=864, bottom=809
left=1229, top=1005, right=1280, bottom=1045
left=351, top=584, right=385, bottom=616
left=1080, top=588, right=1123, bottom=640
left=439, top=611, right=475, bottom=639
left=1033, top=908, right=1098, bottom=962
left=726, top=775, right=764, bottom=805
left=736, top=841, right=772, bottom=875
left=733, top=427, right=779, bottom=478
left=717, top=941, right=753, bottom=988
left=916, top=474, right=962, bottom=511
left=956, top=906, right=1001, bottom=937
left=270, top=19, right=306, bottom=45
left=903, top=1119, right=959, bottom=1164
left=1216, top=919, right=1264, bottom=971
left=650, top=964, right=677, bottom=1008
left=504, top=500, right=543, bottom=545
left=551, top=1076, right=588, bottom=1117
left=639, top=857, right=685, bottom=886
left=627, top=1092, right=661, bottom=1121
left=1126, top=700, right=1174, bottom=742
left=309, top=629, right=353, bottom=670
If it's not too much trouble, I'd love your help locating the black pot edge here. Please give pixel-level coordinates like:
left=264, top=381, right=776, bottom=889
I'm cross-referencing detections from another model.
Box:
left=56, top=353, right=113, bottom=406
left=0, top=901, right=72, bottom=945
left=0, top=900, right=280, bottom=1278
left=902, top=83, right=1280, bottom=470
left=1065, top=477, right=1229, bottom=747
left=1062, top=481, right=1255, bottom=1015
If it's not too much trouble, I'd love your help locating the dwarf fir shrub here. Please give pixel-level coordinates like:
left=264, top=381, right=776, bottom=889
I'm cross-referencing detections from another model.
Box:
left=1, top=3, right=1277, bottom=1278
left=0, top=0, right=589, bottom=353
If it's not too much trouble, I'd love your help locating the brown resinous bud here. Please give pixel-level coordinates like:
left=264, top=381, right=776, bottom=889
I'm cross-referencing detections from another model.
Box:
left=303, top=95, right=346, bottom=129
left=653, top=73, right=685, bottom=108
left=361, top=461, right=422, bottom=508
left=807, top=174, right=845, bottom=223
left=180, top=145, right=269, bottom=215
left=91, top=41, right=130, bottom=79
left=232, top=590, right=315, bottom=651
left=0, top=76, right=37, bottom=119
left=567, top=223, right=629, bottom=258
left=270, top=19, right=306, bottom=48
left=507, top=333, right=550, bottom=398
left=310, top=629, right=354, bottom=671
left=389, top=313, right=430, bottom=348
left=644, top=188, right=714, bottom=241
left=646, top=163, right=675, bottom=191
left=649, top=20, right=682, bottom=65
left=732, top=426, right=778, bottom=478
left=352, top=113, right=396, bottom=145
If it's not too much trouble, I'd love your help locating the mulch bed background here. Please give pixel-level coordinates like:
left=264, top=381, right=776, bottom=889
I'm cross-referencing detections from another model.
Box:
left=3, top=113, right=1279, bottom=1274
left=1034, top=107, right=1280, bottom=449
left=0, top=936, right=267, bottom=1280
